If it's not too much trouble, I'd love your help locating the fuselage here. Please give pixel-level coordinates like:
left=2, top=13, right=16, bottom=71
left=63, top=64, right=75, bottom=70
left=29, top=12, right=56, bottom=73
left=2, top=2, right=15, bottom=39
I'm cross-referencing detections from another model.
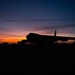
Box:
left=26, top=33, right=75, bottom=44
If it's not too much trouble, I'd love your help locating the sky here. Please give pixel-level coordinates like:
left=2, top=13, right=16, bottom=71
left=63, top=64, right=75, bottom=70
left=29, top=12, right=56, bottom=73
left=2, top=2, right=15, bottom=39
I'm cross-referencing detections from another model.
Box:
left=0, top=0, right=75, bottom=43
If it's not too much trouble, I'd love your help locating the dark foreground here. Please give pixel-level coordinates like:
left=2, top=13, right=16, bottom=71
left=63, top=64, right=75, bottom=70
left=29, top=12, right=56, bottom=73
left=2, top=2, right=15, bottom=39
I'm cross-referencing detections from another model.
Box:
left=0, top=43, right=75, bottom=75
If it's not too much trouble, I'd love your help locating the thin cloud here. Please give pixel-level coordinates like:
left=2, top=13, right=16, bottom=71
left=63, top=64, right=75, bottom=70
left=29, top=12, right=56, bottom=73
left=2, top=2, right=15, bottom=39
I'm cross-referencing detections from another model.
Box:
left=35, top=24, right=75, bottom=31
left=0, top=33, right=24, bottom=37
left=0, top=39, right=3, bottom=40
left=0, top=19, right=75, bottom=22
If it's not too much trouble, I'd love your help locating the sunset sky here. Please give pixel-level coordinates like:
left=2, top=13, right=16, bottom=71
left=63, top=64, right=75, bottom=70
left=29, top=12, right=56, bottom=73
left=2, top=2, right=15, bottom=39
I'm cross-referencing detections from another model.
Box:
left=0, top=0, right=75, bottom=43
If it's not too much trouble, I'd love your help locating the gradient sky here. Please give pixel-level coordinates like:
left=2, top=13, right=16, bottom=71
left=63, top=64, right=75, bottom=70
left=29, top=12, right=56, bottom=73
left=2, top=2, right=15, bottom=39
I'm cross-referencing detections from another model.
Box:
left=0, top=0, right=75, bottom=43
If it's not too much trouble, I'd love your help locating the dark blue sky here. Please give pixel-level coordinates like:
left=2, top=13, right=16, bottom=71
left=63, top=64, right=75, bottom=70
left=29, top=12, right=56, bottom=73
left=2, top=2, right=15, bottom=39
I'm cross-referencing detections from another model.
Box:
left=0, top=0, right=75, bottom=43
left=0, top=0, right=75, bottom=20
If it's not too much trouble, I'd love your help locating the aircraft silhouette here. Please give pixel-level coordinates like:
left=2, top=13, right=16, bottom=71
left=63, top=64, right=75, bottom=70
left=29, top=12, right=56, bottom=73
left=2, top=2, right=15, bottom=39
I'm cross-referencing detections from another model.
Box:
left=26, top=30, right=75, bottom=44
left=18, top=30, right=75, bottom=44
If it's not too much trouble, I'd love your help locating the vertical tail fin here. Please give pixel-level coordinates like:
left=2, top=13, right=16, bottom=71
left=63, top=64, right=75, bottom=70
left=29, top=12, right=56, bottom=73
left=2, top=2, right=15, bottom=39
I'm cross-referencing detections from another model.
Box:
left=54, top=30, right=56, bottom=37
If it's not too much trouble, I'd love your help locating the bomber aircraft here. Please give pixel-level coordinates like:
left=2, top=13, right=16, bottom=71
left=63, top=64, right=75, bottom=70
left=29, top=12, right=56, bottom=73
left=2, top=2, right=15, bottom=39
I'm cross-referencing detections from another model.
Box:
left=26, top=30, right=75, bottom=44
left=18, top=30, right=75, bottom=44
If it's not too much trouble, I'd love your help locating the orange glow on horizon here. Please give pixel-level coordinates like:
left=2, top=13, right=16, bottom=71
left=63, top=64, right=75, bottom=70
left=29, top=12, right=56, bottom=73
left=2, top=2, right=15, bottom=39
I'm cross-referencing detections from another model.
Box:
left=0, top=31, right=75, bottom=44
left=0, top=31, right=27, bottom=43
left=0, top=36, right=26, bottom=44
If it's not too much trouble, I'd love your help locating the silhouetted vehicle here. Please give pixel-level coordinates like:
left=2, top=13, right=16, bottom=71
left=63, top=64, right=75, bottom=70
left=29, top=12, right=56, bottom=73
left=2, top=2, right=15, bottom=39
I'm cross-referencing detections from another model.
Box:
left=17, top=30, right=75, bottom=44
left=26, top=30, right=75, bottom=44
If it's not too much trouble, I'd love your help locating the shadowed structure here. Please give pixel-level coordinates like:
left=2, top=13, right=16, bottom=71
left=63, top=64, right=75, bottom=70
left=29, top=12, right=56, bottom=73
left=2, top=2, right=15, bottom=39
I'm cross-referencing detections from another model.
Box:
left=19, top=30, right=75, bottom=44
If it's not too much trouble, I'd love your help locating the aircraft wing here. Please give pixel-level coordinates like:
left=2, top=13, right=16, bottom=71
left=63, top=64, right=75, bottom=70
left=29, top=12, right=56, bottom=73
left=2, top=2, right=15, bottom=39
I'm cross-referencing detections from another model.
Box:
left=56, top=36, right=75, bottom=41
